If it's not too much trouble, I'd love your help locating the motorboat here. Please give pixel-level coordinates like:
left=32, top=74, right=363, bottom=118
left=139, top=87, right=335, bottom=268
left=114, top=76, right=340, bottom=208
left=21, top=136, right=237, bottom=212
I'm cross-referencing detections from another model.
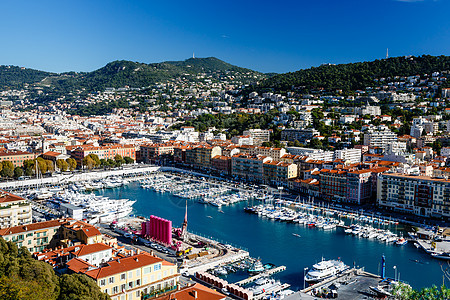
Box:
left=305, top=258, right=349, bottom=283
left=248, top=259, right=265, bottom=274
left=396, top=237, right=407, bottom=245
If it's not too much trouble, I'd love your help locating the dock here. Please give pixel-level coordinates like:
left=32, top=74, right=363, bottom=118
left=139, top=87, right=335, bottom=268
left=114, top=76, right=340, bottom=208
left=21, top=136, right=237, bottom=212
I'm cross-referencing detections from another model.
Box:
left=255, top=283, right=290, bottom=300
left=236, top=266, right=286, bottom=286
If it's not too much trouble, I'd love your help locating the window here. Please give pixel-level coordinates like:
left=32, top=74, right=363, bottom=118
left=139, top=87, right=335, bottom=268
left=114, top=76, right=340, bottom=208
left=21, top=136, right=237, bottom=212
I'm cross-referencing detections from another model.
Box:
left=128, top=281, right=133, bottom=289
left=121, top=284, right=126, bottom=292
left=113, top=286, right=118, bottom=294
left=128, top=271, right=133, bottom=279
left=143, top=267, right=151, bottom=274
left=109, top=277, right=114, bottom=284
left=153, top=264, right=161, bottom=271
left=136, top=269, right=140, bottom=277
left=121, top=273, right=126, bottom=281
left=136, top=279, right=140, bottom=286
left=136, top=291, right=140, bottom=297
left=100, top=279, right=106, bottom=286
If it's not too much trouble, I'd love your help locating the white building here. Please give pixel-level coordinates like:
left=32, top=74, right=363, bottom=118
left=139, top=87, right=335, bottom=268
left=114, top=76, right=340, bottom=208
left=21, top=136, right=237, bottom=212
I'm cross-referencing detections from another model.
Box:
left=242, top=129, right=271, bottom=146
left=0, top=191, right=32, bottom=229
left=363, top=130, right=397, bottom=148
left=334, top=148, right=362, bottom=163
left=384, top=142, right=407, bottom=155
left=356, top=105, right=381, bottom=116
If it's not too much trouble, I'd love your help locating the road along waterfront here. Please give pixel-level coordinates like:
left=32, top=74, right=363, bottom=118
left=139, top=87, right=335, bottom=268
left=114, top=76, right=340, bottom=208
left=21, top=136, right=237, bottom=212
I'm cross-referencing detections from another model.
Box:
left=96, top=181, right=446, bottom=291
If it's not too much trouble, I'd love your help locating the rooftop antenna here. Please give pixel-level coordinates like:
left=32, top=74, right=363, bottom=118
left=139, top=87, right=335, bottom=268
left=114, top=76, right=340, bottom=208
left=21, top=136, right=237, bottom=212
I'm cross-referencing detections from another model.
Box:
left=386, top=48, right=389, bottom=59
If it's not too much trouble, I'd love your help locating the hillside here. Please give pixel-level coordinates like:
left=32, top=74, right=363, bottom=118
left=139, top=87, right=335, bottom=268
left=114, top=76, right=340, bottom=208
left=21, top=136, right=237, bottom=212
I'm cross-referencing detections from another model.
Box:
left=0, top=57, right=262, bottom=92
left=257, top=55, right=450, bottom=93
left=0, top=65, right=53, bottom=89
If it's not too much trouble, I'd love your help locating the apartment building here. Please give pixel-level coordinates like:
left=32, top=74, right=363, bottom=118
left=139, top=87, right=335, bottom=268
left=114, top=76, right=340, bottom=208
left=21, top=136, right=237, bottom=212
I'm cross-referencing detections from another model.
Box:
left=0, top=218, right=102, bottom=253
left=377, top=173, right=450, bottom=218
left=0, top=191, right=32, bottom=229
left=242, top=129, right=271, bottom=146
left=334, top=148, right=362, bottom=164
left=185, top=145, right=222, bottom=170
left=68, top=252, right=179, bottom=300
left=231, top=154, right=272, bottom=182
left=0, top=150, right=34, bottom=167
left=281, top=128, right=320, bottom=143
left=286, top=147, right=334, bottom=161
left=70, top=144, right=136, bottom=166
left=263, top=161, right=298, bottom=187
left=346, top=170, right=372, bottom=204
left=0, top=218, right=64, bottom=253
left=252, top=147, right=286, bottom=160
left=140, top=143, right=175, bottom=163
left=363, top=130, right=397, bottom=148
left=211, top=155, right=232, bottom=175
left=319, top=169, right=347, bottom=202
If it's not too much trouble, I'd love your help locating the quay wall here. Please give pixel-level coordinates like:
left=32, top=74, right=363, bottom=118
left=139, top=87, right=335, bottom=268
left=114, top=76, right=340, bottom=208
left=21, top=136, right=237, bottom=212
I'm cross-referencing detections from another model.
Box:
left=0, top=165, right=160, bottom=190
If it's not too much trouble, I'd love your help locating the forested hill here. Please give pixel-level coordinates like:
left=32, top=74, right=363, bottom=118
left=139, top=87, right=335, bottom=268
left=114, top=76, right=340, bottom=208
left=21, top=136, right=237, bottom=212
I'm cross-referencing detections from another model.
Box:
left=257, top=55, right=450, bottom=93
left=0, top=57, right=262, bottom=92
left=0, top=65, right=53, bottom=89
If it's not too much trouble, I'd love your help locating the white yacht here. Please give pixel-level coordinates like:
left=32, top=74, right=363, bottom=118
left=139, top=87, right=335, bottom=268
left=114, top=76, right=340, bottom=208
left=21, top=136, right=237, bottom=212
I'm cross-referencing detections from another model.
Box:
left=305, top=258, right=349, bottom=283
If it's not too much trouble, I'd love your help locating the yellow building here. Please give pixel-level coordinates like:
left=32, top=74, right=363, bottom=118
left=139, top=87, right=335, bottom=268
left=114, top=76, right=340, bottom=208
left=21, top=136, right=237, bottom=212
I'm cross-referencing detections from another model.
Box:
left=60, top=219, right=103, bottom=245
left=263, top=161, right=298, bottom=187
left=68, top=252, right=179, bottom=300
left=0, top=218, right=63, bottom=252
left=0, top=217, right=102, bottom=252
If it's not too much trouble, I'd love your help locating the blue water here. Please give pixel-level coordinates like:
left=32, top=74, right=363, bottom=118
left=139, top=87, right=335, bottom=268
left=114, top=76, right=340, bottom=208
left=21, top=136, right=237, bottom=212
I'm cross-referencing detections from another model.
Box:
left=97, top=182, right=444, bottom=290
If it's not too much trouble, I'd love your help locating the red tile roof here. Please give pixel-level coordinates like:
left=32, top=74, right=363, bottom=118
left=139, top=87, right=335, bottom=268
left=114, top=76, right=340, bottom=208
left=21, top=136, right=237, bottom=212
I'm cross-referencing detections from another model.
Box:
left=84, top=253, right=171, bottom=280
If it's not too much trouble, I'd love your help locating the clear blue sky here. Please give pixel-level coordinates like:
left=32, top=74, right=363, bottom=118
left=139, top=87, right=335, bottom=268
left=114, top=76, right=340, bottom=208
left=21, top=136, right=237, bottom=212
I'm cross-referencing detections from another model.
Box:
left=1, top=0, right=449, bottom=74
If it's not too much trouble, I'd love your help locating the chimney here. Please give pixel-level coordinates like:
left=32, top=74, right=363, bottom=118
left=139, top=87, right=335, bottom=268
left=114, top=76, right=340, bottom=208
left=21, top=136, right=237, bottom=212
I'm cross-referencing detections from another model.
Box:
left=193, top=291, right=197, bottom=299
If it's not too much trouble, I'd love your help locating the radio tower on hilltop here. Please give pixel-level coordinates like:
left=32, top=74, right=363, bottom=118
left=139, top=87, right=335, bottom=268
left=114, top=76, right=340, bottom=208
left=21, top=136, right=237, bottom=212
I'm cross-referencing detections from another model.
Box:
left=386, top=48, right=389, bottom=59
left=192, top=52, right=195, bottom=59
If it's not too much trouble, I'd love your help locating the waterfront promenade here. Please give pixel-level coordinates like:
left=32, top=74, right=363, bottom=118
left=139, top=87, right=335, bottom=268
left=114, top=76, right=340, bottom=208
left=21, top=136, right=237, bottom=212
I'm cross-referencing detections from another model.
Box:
left=0, top=164, right=160, bottom=191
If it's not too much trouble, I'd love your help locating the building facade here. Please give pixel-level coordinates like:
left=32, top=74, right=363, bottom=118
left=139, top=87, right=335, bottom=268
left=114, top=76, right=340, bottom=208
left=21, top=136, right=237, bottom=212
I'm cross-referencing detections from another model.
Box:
left=0, top=191, right=32, bottom=229
left=377, top=173, right=450, bottom=218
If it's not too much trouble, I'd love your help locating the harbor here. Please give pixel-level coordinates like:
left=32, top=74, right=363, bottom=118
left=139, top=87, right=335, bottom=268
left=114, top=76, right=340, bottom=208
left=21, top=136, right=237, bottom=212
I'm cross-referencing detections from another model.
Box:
left=96, top=179, right=446, bottom=291
left=10, top=168, right=450, bottom=296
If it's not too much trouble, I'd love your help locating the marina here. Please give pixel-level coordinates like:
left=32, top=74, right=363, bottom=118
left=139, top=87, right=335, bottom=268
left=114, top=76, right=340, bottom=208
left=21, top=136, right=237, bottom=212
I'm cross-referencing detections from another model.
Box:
left=95, top=180, right=446, bottom=291
left=14, top=169, right=450, bottom=296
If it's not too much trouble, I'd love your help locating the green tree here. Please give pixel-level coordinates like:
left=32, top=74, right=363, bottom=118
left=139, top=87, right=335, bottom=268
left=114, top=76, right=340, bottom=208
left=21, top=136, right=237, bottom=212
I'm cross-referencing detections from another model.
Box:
left=36, top=158, right=48, bottom=175
left=66, top=158, right=77, bottom=171
left=56, top=159, right=68, bottom=172
left=1, top=161, right=14, bottom=178
left=13, top=167, right=23, bottom=179
left=58, top=274, right=110, bottom=300
left=86, top=154, right=100, bottom=168
left=82, top=156, right=95, bottom=170
left=106, top=159, right=116, bottom=168
left=123, top=157, right=134, bottom=164
left=46, top=160, right=54, bottom=173
left=114, top=155, right=125, bottom=166
left=23, top=159, right=35, bottom=171
left=100, top=159, right=107, bottom=168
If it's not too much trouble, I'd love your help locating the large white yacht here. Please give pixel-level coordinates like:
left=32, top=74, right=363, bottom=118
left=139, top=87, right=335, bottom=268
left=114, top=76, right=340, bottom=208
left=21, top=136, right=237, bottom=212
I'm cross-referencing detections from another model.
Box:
left=304, top=258, right=349, bottom=283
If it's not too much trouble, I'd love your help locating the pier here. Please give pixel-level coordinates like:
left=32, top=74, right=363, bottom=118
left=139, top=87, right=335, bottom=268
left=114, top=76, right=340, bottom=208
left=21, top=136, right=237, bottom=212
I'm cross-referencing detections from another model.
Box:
left=235, top=266, right=286, bottom=286
left=285, top=268, right=383, bottom=300
left=255, top=283, right=290, bottom=300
